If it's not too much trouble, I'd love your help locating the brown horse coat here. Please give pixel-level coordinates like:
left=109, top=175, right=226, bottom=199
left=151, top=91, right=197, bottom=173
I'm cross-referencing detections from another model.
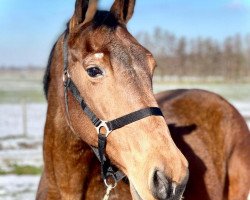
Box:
left=157, top=89, right=250, bottom=200
left=37, top=89, right=250, bottom=200
left=36, top=0, right=250, bottom=199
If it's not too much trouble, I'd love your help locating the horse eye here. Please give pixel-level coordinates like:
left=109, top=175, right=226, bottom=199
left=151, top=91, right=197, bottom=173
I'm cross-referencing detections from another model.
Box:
left=86, top=66, right=104, bottom=78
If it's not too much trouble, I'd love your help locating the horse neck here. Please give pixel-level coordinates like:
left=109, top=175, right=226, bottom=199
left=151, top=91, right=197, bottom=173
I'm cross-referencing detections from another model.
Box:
left=44, top=36, right=99, bottom=196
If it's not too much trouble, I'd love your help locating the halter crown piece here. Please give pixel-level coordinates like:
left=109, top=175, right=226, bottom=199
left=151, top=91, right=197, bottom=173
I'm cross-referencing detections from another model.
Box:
left=62, top=31, right=164, bottom=197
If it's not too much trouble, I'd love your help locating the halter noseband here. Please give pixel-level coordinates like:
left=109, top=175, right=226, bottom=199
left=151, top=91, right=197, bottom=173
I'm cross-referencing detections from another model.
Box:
left=62, top=32, right=164, bottom=188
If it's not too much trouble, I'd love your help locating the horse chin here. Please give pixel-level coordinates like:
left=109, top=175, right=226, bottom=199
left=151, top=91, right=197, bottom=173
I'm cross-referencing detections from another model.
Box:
left=130, top=183, right=143, bottom=200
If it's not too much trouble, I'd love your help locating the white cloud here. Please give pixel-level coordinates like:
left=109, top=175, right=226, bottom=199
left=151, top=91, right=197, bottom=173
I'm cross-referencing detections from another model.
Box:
left=226, top=0, right=250, bottom=11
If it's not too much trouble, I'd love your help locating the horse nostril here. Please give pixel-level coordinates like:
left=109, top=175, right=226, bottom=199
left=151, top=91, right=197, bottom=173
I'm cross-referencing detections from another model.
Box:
left=151, top=169, right=188, bottom=200
left=152, top=170, right=170, bottom=199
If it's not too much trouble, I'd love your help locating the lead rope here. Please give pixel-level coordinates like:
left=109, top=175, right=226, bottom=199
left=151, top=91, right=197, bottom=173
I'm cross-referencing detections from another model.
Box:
left=103, top=185, right=113, bottom=200
left=103, top=178, right=117, bottom=200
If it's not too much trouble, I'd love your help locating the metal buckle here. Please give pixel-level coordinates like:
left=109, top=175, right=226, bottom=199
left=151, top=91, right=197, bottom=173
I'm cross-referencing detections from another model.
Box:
left=63, top=69, right=71, bottom=83
left=96, top=120, right=112, bottom=137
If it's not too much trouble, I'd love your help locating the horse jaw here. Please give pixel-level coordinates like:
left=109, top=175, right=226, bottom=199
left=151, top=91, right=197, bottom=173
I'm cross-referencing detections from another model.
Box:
left=130, top=183, right=143, bottom=200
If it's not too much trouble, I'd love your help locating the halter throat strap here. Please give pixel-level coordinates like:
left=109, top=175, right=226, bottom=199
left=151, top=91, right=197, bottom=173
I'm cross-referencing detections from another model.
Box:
left=62, top=32, right=164, bottom=186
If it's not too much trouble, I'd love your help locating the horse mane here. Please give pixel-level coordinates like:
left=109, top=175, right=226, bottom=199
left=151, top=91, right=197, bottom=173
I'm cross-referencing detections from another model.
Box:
left=93, top=10, right=119, bottom=28
left=43, top=41, right=56, bottom=100
left=43, top=11, right=118, bottom=100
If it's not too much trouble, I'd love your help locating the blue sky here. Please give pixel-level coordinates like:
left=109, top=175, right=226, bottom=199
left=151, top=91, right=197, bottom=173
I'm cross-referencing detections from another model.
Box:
left=0, top=0, right=249, bottom=67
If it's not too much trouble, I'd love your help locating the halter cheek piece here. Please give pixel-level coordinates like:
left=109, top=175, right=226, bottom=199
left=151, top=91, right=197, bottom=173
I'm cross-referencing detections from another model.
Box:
left=63, top=32, right=164, bottom=188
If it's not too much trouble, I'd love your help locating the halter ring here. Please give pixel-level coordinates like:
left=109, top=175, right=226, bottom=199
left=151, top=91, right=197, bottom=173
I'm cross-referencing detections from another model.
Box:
left=104, top=173, right=117, bottom=189
left=63, top=69, right=71, bottom=82
left=96, top=120, right=112, bottom=137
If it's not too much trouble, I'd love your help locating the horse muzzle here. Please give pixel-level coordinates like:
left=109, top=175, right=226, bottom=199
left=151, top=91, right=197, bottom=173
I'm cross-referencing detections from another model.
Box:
left=130, top=169, right=189, bottom=200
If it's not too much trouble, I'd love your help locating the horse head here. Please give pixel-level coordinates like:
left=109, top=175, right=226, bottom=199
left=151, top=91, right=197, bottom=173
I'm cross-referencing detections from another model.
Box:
left=45, top=0, right=189, bottom=199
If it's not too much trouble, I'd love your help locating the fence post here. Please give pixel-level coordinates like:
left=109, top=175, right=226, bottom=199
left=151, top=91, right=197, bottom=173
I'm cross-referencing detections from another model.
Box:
left=22, top=100, right=28, bottom=137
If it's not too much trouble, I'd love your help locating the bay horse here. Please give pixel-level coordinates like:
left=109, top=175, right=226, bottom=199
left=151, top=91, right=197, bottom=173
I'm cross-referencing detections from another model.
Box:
left=37, top=0, right=188, bottom=199
left=36, top=0, right=250, bottom=200
left=156, top=89, right=250, bottom=200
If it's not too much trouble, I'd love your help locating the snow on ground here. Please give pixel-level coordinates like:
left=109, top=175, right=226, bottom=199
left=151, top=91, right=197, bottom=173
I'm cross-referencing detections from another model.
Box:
left=0, top=137, right=41, bottom=151
left=0, top=104, right=46, bottom=138
left=0, top=137, right=42, bottom=199
left=232, top=101, right=250, bottom=118
left=0, top=99, right=249, bottom=199
left=0, top=135, right=43, bottom=171
left=0, top=148, right=42, bottom=171
left=232, top=101, right=250, bottom=129
left=0, top=105, right=23, bottom=138
left=0, top=175, right=40, bottom=200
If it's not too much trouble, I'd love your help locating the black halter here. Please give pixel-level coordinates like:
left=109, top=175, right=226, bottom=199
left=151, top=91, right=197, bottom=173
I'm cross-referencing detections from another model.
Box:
left=62, top=32, right=164, bottom=187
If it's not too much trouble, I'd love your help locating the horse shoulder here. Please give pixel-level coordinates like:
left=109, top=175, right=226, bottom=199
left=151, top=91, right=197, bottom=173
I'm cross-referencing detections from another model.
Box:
left=155, top=89, right=250, bottom=200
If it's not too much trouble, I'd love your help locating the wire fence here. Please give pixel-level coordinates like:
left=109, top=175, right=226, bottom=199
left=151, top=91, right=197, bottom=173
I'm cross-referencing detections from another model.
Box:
left=0, top=103, right=46, bottom=139
left=0, top=101, right=249, bottom=139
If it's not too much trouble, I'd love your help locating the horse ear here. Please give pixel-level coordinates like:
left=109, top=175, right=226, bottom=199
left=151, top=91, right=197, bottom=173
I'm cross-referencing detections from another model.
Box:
left=110, top=0, right=136, bottom=24
left=69, top=0, right=97, bottom=31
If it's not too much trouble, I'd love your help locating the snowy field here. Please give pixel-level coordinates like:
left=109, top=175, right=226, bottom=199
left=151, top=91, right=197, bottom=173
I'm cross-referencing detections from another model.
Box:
left=0, top=101, right=249, bottom=199
left=0, top=104, right=46, bottom=138
left=0, top=175, right=40, bottom=200
left=0, top=84, right=250, bottom=199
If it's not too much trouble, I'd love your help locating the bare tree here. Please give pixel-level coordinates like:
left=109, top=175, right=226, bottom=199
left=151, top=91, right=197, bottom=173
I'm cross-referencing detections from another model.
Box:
left=136, top=28, right=250, bottom=81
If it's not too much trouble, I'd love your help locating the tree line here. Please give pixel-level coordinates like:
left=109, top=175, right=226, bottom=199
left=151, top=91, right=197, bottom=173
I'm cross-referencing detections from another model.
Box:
left=136, top=28, right=250, bottom=81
